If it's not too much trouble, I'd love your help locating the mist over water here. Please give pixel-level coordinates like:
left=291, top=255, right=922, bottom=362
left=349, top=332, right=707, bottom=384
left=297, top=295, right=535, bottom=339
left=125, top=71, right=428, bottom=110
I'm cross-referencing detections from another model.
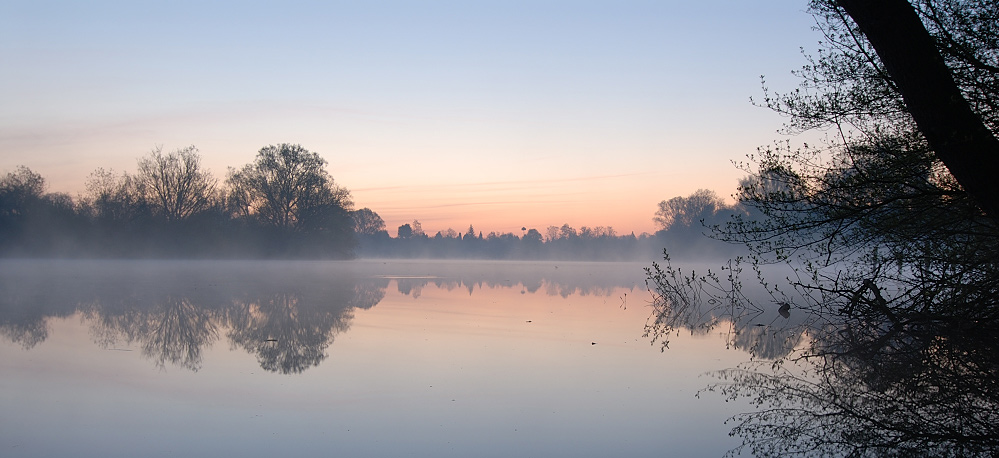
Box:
left=1, top=259, right=756, bottom=457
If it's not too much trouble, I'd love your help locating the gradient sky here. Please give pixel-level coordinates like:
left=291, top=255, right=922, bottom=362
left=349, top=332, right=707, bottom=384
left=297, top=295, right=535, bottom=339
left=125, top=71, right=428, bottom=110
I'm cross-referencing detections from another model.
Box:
left=1, top=0, right=819, bottom=236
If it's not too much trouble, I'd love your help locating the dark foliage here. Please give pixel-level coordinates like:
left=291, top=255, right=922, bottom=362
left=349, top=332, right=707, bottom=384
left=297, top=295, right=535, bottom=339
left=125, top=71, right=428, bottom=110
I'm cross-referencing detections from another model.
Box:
left=647, top=1, right=999, bottom=456
left=1, top=145, right=358, bottom=259
left=3, top=144, right=741, bottom=261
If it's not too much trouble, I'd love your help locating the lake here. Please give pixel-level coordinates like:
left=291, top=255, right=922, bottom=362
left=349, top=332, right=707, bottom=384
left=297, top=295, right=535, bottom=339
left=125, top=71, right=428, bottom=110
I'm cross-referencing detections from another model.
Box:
left=0, top=259, right=754, bottom=457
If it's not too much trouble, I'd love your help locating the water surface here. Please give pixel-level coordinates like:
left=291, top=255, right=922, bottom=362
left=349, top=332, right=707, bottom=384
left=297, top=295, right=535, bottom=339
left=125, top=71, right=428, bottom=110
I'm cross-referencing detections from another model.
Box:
left=1, top=259, right=751, bottom=457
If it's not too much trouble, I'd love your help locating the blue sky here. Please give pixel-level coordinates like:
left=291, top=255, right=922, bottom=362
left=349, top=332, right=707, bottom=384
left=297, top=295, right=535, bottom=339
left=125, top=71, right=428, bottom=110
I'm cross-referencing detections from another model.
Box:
left=1, top=0, right=819, bottom=235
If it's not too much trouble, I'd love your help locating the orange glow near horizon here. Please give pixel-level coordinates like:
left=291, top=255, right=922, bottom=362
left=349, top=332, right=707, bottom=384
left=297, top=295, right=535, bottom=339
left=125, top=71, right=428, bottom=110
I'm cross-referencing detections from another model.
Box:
left=350, top=168, right=743, bottom=237
left=0, top=1, right=814, bottom=238
left=3, top=147, right=745, bottom=237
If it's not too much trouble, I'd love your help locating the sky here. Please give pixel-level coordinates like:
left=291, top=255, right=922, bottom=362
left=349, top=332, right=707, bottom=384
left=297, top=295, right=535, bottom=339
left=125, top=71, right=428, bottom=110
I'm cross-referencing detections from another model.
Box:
left=0, top=0, right=820, bottom=236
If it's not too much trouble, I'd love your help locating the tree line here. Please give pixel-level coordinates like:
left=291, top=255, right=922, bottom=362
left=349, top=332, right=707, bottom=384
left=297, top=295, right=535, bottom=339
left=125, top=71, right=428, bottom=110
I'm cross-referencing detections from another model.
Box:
left=351, top=188, right=746, bottom=260
left=2, top=144, right=738, bottom=260
left=1, top=143, right=355, bottom=258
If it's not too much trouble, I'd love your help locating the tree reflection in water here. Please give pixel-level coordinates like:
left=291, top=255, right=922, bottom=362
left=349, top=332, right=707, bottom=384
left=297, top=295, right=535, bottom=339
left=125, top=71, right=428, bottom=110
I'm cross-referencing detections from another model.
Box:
left=0, top=261, right=385, bottom=374
left=0, top=317, right=48, bottom=349
left=227, top=293, right=351, bottom=374
left=646, top=259, right=999, bottom=457
left=1, top=260, right=643, bottom=374
left=88, top=295, right=219, bottom=371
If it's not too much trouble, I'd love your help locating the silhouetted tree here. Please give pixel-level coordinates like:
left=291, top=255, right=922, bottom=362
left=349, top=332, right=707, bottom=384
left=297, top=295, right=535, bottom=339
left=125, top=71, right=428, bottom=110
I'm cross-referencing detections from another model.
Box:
left=0, top=167, right=45, bottom=248
left=82, top=167, right=147, bottom=226
left=0, top=166, right=44, bottom=215
left=397, top=223, right=413, bottom=239
left=648, top=1, right=999, bottom=455
left=226, top=143, right=355, bottom=257
left=545, top=226, right=559, bottom=242
left=135, top=145, right=217, bottom=222
left=558, top=223, right=576, bottom=240
left=835, top=0, right=999, bottom=219
left=227, top=143, right=352, bottom=229
left=523, top=228, right=543, bottom=244
left=411, top=219, right=425, bottom=238
left=654, top=189, right=726, bottom=232
left=351, top=207, right=386, bottom=235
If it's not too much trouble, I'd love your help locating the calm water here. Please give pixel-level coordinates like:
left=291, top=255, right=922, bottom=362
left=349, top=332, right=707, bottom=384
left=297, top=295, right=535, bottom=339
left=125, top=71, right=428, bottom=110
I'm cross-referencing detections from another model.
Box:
left=0, top=259, right=752, bottom=457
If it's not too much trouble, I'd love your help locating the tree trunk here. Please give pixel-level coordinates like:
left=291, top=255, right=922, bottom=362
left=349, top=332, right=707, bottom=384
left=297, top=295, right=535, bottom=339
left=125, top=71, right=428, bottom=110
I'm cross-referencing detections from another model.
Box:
left=836, top=0, right=999, bottom=220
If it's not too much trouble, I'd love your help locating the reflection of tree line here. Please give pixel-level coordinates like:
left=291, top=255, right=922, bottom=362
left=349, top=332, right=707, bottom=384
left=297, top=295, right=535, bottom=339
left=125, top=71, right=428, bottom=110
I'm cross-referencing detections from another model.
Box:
left=87, top=295, right=218, bottom=371
left=644, top=262, right=814, bottom=360
left=0, top=261, right=386, bottom=374
left=1, top=260, right=644, bottom=373
left=708, top=306, right=999, bottom=457
left=383, top=261, right=645, bottom=299
left=647, top=256, right=999, bottom=456
left=393, top=276, right=629, bottom=300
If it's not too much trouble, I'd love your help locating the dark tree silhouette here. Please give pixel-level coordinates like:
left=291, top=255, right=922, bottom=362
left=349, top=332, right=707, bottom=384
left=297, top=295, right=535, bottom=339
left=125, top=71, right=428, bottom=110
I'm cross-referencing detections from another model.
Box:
left=397, top=223, right=413, bottom=239
left=648, top=1, right=999, bottom=455
left=351, top=207, right=386, bottom=235
left=135, top=145, right=217, bottom=222
left=227, top=143, right=352, bottom=230
left=227, top=143, right=356, bottom=257
left=82, top=167, right=146, bottom=225
left=835, top=0, right=999, bottom=219
left=1, top=167, right=90, bottom=256
left=653, top=189, right=726, bottom=232
left=0, top=167, right=46, bottom=251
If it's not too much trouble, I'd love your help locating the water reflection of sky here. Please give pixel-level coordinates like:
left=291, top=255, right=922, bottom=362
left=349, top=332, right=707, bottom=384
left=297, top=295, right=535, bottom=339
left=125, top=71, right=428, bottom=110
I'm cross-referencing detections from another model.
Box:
left=1, top=260, right=751, bottom=457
